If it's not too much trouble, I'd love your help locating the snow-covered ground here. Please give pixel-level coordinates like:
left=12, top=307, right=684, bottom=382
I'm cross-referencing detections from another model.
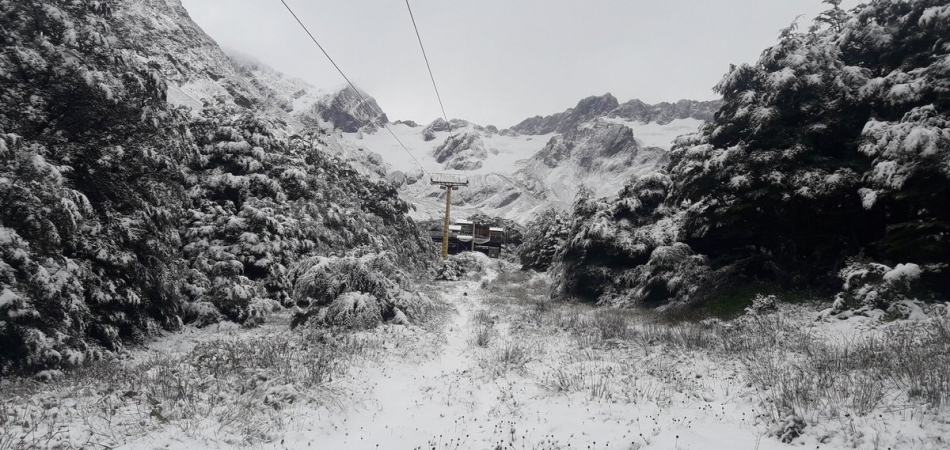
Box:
left=3, top=262, right=948, bottom=450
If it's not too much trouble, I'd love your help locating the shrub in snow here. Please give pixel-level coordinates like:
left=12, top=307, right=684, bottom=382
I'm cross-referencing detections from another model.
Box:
left=553, top=175, right=712, bottom=308
left=324, top=292, right=382, bottom=329
left=391, top=291, right=436, bottom=323
left=770, top=415, right=805, bottom=444
left=833, top=260, right=922, bottom=313
left=181, top=105, right=436, bottom=328
left=435, top=251, right=492, bottom=281
left=293, top=252, right=409, bottom=306
left=614, top=243, right=716, bottom=308
left=207, top=275, right=263, bottom=324
left=519, top=208, right=569, bottom=272
left=745, top=294, right=779, bottom=315
left=182, top=302, right=226, bottom=328
left=291, top=251, right=432, bottom=329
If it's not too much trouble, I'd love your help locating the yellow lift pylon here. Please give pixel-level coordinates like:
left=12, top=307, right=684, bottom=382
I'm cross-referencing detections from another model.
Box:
left=430, top=173, right=469, bottom=258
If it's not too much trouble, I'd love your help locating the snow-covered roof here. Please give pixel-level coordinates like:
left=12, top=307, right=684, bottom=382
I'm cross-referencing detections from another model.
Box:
left=489, top=227, right=505, bottom=232
left=455, top=220, right=473, bottom=225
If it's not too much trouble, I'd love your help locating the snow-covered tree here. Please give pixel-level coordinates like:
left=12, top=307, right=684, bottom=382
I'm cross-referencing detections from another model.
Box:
left=0, top=1, right=437, bottom=374
left=552, top=174, right=712, bottom=306
left=554, top=0, right=949, bottom=308
left=519, top=208, right=569, bottom=272
left=183, top=101, right=436, bottom=324
left=668, top=0, right=950, bottom=292
left=1, top=0, right=191, bottom=374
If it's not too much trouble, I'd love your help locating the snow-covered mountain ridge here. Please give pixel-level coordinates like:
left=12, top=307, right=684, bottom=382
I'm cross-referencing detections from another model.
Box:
left=328, top=93, right=719, bottom=223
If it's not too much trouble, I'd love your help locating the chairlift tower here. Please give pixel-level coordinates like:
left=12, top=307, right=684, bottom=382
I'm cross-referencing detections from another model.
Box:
left=430, top=173, right=469, bottom=258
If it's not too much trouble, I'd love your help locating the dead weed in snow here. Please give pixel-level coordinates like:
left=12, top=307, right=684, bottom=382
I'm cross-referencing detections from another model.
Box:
left=481, top=266, right=950, bottom=447
left=0, top=312, right=424, bottom=449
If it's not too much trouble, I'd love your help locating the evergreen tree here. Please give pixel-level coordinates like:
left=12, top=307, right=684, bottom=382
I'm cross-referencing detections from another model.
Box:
left=668, top=0, right=950, bottom=292
left=182, top=101, right=436, bottom=323
left=1, top=0, right=191, bottom=374
left=553, top=0, right=950, bottom=307
left=519, top=208, right=569, bottom=272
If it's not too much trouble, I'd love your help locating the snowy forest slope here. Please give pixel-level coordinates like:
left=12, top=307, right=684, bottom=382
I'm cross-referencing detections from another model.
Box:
left=0, top=0, right=435, bottom=375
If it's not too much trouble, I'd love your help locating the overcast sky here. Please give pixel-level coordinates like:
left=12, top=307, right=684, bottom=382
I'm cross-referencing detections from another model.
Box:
left=179, top=0, right=859, bottom=127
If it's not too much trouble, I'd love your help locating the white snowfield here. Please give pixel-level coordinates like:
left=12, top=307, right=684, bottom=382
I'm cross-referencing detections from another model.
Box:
left=603, top=117, right=705, bottom=150
left=12, top=264, right=927, bottom=450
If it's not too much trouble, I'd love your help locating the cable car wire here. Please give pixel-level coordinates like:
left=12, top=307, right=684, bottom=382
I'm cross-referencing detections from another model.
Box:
left=278, top=0, right=430, bottom=175
left=404, top=0, right=452, bottom=137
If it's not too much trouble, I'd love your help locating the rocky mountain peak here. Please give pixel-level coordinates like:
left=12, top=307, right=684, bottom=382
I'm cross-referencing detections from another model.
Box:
left=422, top=118, right=472, bottom=141
left=574, top=93, right=620, bottom=117
left=610, top=98, right=721, bottom=124
left=508, top=94, right=720, bottom=135
left=533, top=121, right=640, bottom=170
left=309, top=86, right=389, bottom=133
left=432, top=132, right=488, bottom=171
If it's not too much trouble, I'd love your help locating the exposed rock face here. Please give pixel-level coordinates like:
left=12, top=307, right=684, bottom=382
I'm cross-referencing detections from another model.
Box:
left=433, top=132, right=488, bottom=171
left=510, top=93, right=620, bottom=135
left=611, top=99, right=721, bottom=124
left=113, top=0, right=282, bottom=115
left=228, top=52, right=318, bottom=114
left=508, top=94, right=721, bottom=135
left=310, top=87, right=389, bottom=133
left=510, top=113, right=564, bottom=136
left=535, top=122, right=640, bottom=170
left=422, top=118, right=471, bottom=140
left=514, top=121, right=669, bottom=204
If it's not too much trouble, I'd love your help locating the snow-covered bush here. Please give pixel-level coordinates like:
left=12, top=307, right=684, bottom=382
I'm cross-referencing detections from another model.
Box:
left=746, top=294, right=778, bottom=314
left=294, top=252, right=408, bottom=305
left=291, top=251, right=432, bottom=329
left=325, top=292, right=383, bottom=329
left=182, top=105, right=436, bottom=327
left=553, top=174, right=697, bottom=307
left=544, top=0, right=950, bottom=314
left=0, top=1, right=436, bottom=374
left=613, top=242, right=715, bottom=308
left=519, top=208, right=569, bottom=272
left=745, top=294, right=778, bottom=315
left=833, top=260, right=922, bottom=313
left=770, top=415, right=805, bottom=444
left=181, top=302, right=226, bottom=328
left=436, top=251, right=492, bottom=281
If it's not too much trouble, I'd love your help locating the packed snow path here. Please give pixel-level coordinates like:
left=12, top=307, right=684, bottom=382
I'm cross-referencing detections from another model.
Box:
left=5, top=264, right=948, bottom=449
left=269, top=278, right=793, bottom=450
